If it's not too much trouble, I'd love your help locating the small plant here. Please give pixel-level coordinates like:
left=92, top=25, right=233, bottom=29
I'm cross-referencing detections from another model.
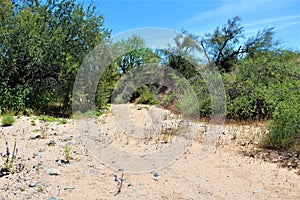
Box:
left=20, top=186, right=26, bottom=192
left=58, top=119, right=67, bottom=125
left=113, top=169, right=125, bottom=195
left=39, top=115, right=57, bottom=123
left=0, top=139, right=18, bottom=177
left=1, top=114, right=15, bottom=126
left=64, top=144, right=72, bottom=163
left=38, top=185, right=45, bottom=192
left=30, top=120, right=36, bottom=126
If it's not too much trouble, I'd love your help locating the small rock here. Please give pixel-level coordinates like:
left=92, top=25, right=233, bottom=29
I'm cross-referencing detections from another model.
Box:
left=154, top=177, right=160, bottom=181
left=139, top=182, right=144, bottom=186
left=60, top=136, right=73, bottom=142
left=153, top=172, right=160, bottom=177
left=29, top=182, right=36, bottom=187
left=252, top=189, right=260, bottom=194
left=64, top=185, right=75, bottom=190
left=30, top=133, right=41, bottom=139
left=33, top=152, right=42, bottom=157
left=25, top=177, right=32, bottom=181
left=48, top=197, right=57, bottom=200
left=47, top=140, right=56, bottom=146
left=46, top=168, right=60, bottom=176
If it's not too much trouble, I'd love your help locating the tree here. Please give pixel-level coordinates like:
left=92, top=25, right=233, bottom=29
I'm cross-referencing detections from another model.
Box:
left=200, top=16, right=277, bottom=72
left=0, top=0, right=110, bottom=114
left=114, top=35, right=159, bottom=74
left=160, top=32, right=202, bottom=79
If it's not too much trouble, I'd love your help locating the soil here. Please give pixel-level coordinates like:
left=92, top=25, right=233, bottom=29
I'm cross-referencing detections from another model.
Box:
left=0, top=104, right=299, bottom=200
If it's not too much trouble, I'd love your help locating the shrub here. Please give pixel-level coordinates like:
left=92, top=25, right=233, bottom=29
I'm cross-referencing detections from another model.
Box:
left=263, top=99, right=300, bottom=150
left=1, top=114, right=15, bottom=126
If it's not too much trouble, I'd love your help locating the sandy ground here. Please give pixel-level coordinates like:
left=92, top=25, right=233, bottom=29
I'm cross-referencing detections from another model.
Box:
left=0, top=104, right=299, bottom=200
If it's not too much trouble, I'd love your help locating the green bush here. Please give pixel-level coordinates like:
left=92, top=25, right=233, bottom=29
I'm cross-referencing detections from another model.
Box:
left=263, top=99, right=300, bottom=150
left=1, top=114, right=15, bottom=126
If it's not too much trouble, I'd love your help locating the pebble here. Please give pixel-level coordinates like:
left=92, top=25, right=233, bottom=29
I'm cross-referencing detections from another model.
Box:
left=47, top=140, right=56, bottom=146
left=153, top=172, right=160, bottom=177
left=30, top=133, right=41, bottom=139
left=33, top=152, right=42, bottom=157
left=64, top=185, right=75, bottom=190
left=252, top=189, right=260, bottom=194
left=48, top=197, right=57, bottom=200
left=154, top=177, right=160, bottom=181
left=29, top=182, right=37, bottom=187
left=46, top=168, right=60, bottom=176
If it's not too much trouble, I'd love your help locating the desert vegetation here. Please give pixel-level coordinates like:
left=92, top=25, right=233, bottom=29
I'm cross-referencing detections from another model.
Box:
left=0, top=1, right=299, bottom=198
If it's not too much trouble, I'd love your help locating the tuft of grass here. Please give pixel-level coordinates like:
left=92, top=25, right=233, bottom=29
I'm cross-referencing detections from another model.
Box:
left=39, top=115, right=57, bottom=123
left=64, top=144, right=71, bottom=162
left=1, top=114, right=15, bottom=126
left=58, top=119, right=67, bottom=125
left=0, top=139, right=19, bottom=177
left=38, top=185, right=45, bottom=192
left=30, top=120, right=36, bottom=126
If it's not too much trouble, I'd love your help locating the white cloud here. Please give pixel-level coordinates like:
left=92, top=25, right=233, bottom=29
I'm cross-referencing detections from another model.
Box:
left=186, top=0, right=273, bottom=24
left=244, top=15, right=300, bottom=27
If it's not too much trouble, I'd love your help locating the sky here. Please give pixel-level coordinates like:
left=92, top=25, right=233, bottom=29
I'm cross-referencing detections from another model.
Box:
left=89, top=0, right=300, bottom=50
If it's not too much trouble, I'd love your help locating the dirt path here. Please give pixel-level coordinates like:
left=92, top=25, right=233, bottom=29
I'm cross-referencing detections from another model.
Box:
left=0, top=104, right=299, bottom=199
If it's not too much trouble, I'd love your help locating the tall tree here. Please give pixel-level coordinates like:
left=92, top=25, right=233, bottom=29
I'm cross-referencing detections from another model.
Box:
left=0, top=0, right=110, bottom=114
left=200, top=16, right=277, bottom=72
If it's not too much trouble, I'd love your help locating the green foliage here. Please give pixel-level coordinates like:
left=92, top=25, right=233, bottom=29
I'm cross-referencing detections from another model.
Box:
left=39, top=115, right=57, bottom=123
left=0, top=0, right=110, bottom=115
left=263, top=99, right=300, bottom=150
left=1, top=140, right=19, bottom=177
left=135, top=86, right=157, bottom=105
left=64, top=144, right=72, bottom=162
left=1, top=114, right=15, bottom=126
left=200, top=16, right=277, bottom=72
left=58, top=119, right=67, bottom=125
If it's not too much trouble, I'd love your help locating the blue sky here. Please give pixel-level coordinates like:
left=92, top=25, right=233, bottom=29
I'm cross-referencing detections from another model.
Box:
left=90, top=0, right=300, bottom=50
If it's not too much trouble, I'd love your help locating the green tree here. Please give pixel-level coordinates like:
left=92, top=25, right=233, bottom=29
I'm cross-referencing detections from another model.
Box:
left=200, top=16, right=277, bottom=72
left=0, top=0, right=110, bottom=115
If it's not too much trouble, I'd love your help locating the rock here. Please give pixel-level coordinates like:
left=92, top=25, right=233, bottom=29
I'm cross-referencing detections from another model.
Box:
left=47, top=140, right=56, bottom=146
left=30, top=133, right=41, bottom=139
left=139, top=182, right=144, bottom=186
left=46, top=168, right=60, bottom=176
left=153, top=172, right=160, bottom=177
left=252, top=189, right=260, bottom=194
left=60, top=136, right=73, bottom=142
left=33, top=152, right=42, bottom=157
left=48, top=197, right=57, bottom=200
left=64, top=185, right=75, bottom=190
left=29, top=182, right=36, bottom=187
left=154, top=177, right=160, bottom=181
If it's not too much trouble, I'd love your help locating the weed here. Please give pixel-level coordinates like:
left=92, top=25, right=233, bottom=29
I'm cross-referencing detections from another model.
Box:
left=58, top=119, right=67, bottom=125
left=39, top=115, right=57, bottom=123
left=20, top=186, right=26, bottom=192
left=1, top=114, right=15, bottom=126
left=38, top=185, right=45, bottom=192
left=30, top=120, right=36, bottom=126
left=64, top=144, right=71, bottom=162
left=0, top=139, right=19, bottom=177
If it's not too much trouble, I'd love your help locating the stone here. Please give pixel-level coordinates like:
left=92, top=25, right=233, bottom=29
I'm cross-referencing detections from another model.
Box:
left=30, top=133, right=41, bottom=139
left=153, top=172, right=160, bottom=177
left=154, top=177, right=160, bottom=181
left=29, top=182, right=36, bottom=187
left=64, top=185, right=75, bottom=190
left=252, top=189, right=260, bottom=194
left=46, top=168, right=60, bottom=176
